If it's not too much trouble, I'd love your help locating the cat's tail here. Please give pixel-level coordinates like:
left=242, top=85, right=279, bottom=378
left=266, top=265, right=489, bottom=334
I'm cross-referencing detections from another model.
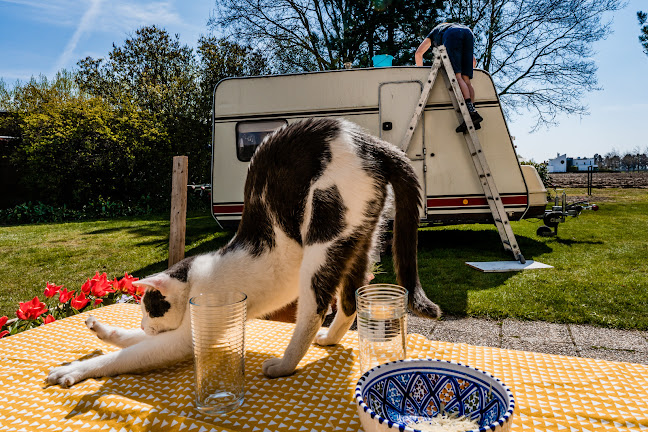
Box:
left=381, top=145, right=442, bottom=320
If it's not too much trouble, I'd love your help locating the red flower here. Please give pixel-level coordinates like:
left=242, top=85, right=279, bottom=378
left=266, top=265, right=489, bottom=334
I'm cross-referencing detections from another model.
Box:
left=94, top=298, right=103, bottom=306
left=82, top=272, right=114, bottom=297
left=44, top=282, right=62, bottom=298
left=112, top=273, right=142, bottom=302
left=0, top=316, right=7, bottom=328
left=58, top=288, right=75, bottom=304
left=0, top=330, right=8, bottom=339
left=16, top=297, right=48, bottom=320
left=43, top=315, right=55, bottom=324
left=70, top=292, right=89, bottom=310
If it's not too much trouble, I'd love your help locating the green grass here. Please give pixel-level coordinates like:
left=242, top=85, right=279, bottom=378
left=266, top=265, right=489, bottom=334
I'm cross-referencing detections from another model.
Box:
left=1, top=188, right=647, bottom=329
left=0, top=213, right=232, bottom=318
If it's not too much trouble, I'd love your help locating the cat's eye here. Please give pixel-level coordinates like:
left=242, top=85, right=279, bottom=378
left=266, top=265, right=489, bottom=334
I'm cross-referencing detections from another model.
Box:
left=235, top=120, right=287, bottom=162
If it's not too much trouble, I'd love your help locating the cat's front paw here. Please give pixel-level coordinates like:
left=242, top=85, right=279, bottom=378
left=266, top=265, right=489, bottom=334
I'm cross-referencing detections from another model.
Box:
left=47, top=362, right=87, bottom=388
left=262, top=357, right=296, bottom=378
left=86, top=315, right=114, bottom=342
left=314, top=328, right=337, bottom=346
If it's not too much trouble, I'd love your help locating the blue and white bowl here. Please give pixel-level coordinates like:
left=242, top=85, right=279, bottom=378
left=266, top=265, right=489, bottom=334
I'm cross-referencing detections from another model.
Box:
left=355, top=359, right=515, bottom=432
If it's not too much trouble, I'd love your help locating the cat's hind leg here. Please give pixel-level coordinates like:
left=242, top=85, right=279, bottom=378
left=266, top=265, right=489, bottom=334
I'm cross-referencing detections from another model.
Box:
left=315, top=238, right=372, bottom=346
left=86, top=315, right=147, bottom=348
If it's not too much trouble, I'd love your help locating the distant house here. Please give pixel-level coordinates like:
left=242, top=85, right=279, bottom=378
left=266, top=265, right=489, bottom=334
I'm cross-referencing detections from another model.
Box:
left=547, top=153, right=568, bottom=173
left=571, top=157, right=597, bottom=171
left=547, top=153, right=597, bottom=172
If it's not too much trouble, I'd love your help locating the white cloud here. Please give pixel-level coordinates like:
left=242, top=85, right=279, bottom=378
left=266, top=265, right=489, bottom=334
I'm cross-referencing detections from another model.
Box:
left=53, top=0, right=103, bottom=74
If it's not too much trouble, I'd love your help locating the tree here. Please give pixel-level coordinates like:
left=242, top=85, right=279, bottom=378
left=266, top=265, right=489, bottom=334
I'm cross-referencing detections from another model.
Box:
left=76, top=26, right=208, bottom=195
left=210, top=0, right=444, bottom=71
left=445, top=0, right=623, bottom=130
left=196, top=36, right=271, bottom=119
left=639, top=11, right=648, bottom=55
left=1, top=71, right=163, bottom=208
left=76, top=26, right=200, bottom=117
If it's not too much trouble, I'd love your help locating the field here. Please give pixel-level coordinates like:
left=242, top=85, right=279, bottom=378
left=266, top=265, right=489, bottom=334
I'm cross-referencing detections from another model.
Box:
left=550, top=171, right=648, bottom=188
left=1, top=187, right=647, bottom=329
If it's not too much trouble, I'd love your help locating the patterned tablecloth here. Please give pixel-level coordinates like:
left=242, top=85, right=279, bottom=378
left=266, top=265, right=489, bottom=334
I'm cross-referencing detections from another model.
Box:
left=0, top=303, right=647, bottom=432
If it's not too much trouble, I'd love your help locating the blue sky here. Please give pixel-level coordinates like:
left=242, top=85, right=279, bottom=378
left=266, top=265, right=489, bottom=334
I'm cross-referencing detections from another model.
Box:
left=1, top=0, right=646, bottom=162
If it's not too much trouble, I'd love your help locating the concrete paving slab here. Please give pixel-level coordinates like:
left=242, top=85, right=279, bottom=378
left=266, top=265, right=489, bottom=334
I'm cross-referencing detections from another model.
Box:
left=570, top=324, right=648, bottom=352
left=501, top=338, right=579, bottom=357
left=407, top=314, right=437, bottom=337
left=429, top=317, right=501, bottom=347
left=502, top=319, right=573, bottom=345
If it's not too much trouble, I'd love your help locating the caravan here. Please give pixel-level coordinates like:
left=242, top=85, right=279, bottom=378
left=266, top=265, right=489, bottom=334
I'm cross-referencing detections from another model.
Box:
left=211, top=66, right=547, bottom=229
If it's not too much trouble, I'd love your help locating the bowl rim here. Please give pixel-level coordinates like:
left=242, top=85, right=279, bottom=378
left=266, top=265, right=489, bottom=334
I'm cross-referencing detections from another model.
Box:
left=354, top=358, right=515, bottom=432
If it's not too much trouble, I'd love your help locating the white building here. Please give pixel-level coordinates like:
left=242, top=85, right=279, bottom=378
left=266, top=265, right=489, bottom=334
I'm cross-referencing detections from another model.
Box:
left=571, top=157, right=597, bottom=171
left=547, top=153, right=597, bottom=172
left=547, top=153, right=567, bottom=173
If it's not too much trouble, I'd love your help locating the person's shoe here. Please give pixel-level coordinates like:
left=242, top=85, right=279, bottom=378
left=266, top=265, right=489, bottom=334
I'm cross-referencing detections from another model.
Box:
left=470, top=110, right=483, bottom=123
left=455, top=120, right=482, bottom=133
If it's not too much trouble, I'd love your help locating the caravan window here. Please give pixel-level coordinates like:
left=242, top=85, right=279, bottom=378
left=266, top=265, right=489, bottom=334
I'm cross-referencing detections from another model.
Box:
left=236, top=120, right=287, bottom=162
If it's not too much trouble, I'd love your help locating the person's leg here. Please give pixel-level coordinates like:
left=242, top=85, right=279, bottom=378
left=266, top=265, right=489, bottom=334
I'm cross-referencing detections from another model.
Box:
left=455, top=72, right=471, bottom=100
left=462, top=75, right=475, bottom=101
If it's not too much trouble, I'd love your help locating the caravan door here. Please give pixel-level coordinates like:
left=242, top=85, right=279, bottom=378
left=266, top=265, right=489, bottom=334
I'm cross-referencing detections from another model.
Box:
left=379, top=81, right=426, bottom=218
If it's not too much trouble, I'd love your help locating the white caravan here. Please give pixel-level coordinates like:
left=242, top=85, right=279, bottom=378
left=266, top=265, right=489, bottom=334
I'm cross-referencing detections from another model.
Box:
left=211, top=67, right=547, bottom=228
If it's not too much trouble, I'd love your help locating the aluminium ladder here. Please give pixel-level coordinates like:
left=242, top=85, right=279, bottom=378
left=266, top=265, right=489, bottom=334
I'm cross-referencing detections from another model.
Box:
left=400, top=45, right=526, bottom=263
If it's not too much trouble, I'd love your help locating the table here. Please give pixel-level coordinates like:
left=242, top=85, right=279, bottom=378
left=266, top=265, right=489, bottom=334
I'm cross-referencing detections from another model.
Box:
left=1, top=303, right=647, bottom=431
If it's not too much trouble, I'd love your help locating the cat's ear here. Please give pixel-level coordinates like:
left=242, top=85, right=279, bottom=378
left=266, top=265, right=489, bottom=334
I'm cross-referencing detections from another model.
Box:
left=132, top=274, right=171, bottom=295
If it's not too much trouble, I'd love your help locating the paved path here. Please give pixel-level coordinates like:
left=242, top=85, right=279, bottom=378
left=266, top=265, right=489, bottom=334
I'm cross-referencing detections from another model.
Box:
left=407, top=315, right=648, bottom=365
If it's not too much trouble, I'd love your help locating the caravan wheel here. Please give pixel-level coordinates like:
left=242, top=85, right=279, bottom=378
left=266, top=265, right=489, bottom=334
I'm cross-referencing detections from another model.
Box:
left=536, top=225, right=554, bottom=237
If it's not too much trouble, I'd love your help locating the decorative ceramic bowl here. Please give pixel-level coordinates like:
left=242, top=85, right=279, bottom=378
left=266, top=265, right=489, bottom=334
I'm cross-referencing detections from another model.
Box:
left=355, top=359, right=515, bottom=432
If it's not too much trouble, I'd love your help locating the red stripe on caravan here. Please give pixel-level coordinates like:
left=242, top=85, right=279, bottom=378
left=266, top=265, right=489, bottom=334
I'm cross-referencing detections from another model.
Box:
left=212, top=204, right=244, bottom=214
left=427, top=195, right=527, bottom=208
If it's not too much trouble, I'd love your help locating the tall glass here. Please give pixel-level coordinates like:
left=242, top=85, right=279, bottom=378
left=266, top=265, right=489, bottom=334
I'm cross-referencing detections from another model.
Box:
left=356, top=284, right=408, bottom=373
left=190, top=292, right=247, bottom=415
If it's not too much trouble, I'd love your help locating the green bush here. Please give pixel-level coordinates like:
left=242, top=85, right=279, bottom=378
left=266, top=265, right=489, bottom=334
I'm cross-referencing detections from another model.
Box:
left=0, top=197, right=155, bottom=225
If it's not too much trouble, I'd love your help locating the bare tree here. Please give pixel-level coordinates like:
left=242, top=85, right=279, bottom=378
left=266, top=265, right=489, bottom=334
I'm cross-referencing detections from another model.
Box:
left=209, top=0, right=443, bottom=72
left=445, top=0, right=622, bottom=129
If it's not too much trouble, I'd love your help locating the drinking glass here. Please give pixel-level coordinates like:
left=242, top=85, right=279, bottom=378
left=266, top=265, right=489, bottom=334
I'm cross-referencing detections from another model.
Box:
left=356, top=284, right=408, bottom=373
left=190, top=292, right=247, bottom=415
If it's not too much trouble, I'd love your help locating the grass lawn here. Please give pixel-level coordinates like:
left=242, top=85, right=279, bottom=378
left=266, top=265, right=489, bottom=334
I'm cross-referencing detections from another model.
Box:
left=1, top=188, right=647, bottom=329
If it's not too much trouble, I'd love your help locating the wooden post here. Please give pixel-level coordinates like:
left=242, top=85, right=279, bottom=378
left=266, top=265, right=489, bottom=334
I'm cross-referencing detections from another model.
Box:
left=169, top=156, right=188, bottom=267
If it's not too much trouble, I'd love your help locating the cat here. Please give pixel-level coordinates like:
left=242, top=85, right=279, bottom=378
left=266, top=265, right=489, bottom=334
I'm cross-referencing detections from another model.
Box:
left=47, top=117, right=441, bottom=388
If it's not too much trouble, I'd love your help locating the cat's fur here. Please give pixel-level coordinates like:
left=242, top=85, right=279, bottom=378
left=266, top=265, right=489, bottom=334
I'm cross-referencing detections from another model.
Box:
left=47, top=118, right=441, bottom=387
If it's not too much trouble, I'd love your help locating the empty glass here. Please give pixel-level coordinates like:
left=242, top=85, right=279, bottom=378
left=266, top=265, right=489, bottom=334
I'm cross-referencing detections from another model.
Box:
left=356, top=284, right=408, bottom=373
left=190, top=292, right=247, bottom=415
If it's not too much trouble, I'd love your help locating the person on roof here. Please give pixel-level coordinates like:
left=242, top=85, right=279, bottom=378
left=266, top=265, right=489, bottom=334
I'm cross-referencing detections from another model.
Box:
left=415, top=23, right=483, bottom=130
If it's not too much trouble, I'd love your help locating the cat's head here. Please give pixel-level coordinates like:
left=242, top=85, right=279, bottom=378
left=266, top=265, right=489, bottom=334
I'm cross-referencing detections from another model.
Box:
left=133, top=272, right=190, bottom=335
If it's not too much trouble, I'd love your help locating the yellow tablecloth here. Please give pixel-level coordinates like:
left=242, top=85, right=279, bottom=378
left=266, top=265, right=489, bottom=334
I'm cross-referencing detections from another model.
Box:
left=0, top=303, right=647, bottom=431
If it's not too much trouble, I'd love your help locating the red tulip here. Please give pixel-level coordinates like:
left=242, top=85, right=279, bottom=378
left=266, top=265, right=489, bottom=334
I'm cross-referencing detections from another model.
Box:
left=94, top=298, right=103, bottom=306
left=44, top=282, right=62, bottom=298
left=43, top=315, right=55, bottom=324
left=70, top=292, right=89, bottom=310
left=0, top=316, right=7, bottom=328
left=58, top=288, right=74, bottom=303
left=70, top=293, right=90, bottom=310
left=16, top=297, right=48, bottom=320
left=82, top=272, right=114, bottom=297
left=0, top=330, right=8, bottom=339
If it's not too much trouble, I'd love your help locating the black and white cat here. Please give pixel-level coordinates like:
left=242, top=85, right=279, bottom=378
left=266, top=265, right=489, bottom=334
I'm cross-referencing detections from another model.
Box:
left=47, top=118, right=441, bottom=387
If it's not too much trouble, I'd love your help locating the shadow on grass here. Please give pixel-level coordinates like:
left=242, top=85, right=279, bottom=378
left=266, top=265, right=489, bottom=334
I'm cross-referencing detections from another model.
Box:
left=375, top=228, right=554, bottom=317
left=552, top=237, right=604, bottom=246
left=131, top=216, right=235, bottom=278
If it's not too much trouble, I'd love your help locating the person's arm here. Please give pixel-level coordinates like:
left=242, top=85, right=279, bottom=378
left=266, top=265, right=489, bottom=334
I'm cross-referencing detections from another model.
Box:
left=415, top=38, right=432, bottom=66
